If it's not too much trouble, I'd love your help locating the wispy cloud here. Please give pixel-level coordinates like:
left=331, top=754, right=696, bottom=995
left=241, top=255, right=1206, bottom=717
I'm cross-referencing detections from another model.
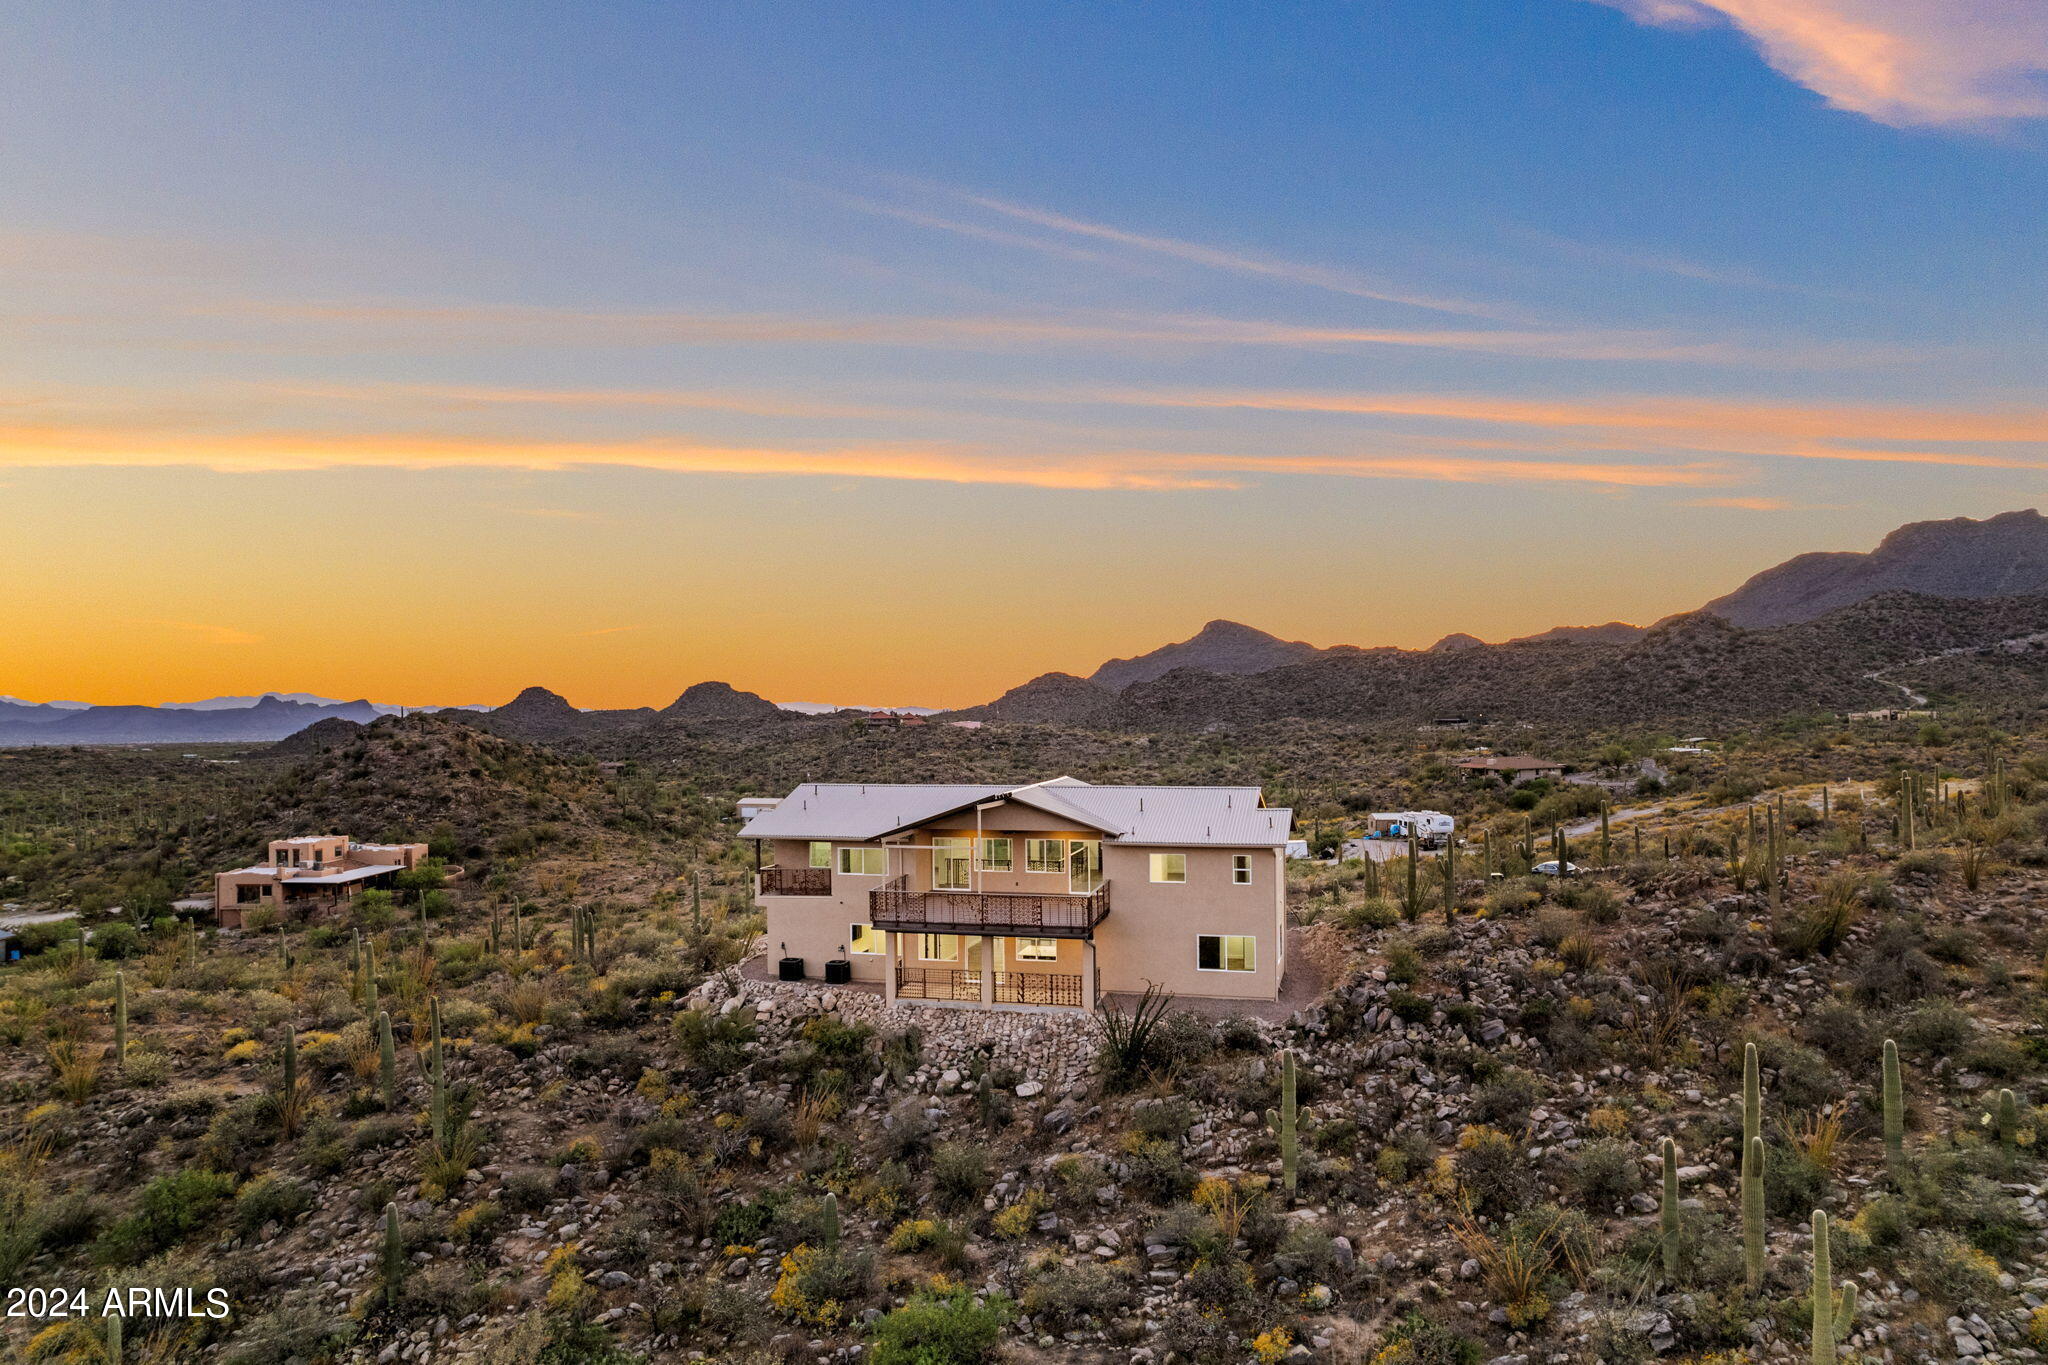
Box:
left=915, top=186, right=1513, bottom=320
left=1072, top=388, right=2048, bottom=469
left=1593, top=0, right=2048, bottom=126
left=0, top=422, right=1730, bottom=491
left=575, top=624, right=642, bottom=637
left=274, top=381, right=909, bottom=421
left=1683, top=495, right=1849, bottom=510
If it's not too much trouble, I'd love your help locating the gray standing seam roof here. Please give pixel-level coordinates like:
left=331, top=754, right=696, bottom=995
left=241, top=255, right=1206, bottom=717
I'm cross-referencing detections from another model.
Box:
left=736, top=779, right=1292, bottom=847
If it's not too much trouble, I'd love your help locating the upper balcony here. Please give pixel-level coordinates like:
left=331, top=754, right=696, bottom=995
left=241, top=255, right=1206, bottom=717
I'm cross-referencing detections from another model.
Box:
left=758, top=866, right=833, bottom=897
left=868, top=876, right=1111, bottom=938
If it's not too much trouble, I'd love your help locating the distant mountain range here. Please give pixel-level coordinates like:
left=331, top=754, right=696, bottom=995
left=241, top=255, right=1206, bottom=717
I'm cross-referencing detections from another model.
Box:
left=9, top=509, right=2046, bottom=745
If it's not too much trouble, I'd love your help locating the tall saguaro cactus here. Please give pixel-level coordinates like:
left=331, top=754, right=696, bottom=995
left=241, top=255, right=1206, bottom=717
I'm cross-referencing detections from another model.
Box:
left=1266, top=1050, right=1300, bottom=1199
left=1742, top=1042, right=1762, bottom=1160
left=1743, top=1135, right=1766, bottom=1291
left=377, top=1010, right=397, bottom=1112
left=1809, top=1210, right=1857, bottom=1364
left=114, top=970, right=128, bottom=1073
left=382, top=1201, right=405, bottom=1310
left=107, top=1311, right=122, bottom=1365
left=1659, top=1138, right=1681, bottom=1282
left=1442, top=836, right=1457, bottom=924
left=821, top=1191, right=841, bottom=1248
left=428, top=997, right=448, bottom=1147
left=1882, top=1039, right=1904, bottom=1175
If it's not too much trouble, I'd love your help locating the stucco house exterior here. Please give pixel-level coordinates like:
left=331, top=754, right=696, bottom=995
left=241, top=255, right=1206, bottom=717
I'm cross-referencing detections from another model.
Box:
left=213, top=835, right=431, bottom=929
left=738, top=778, right=1292, bottom=1011
left=1454, top=754, right=1564, bottom=784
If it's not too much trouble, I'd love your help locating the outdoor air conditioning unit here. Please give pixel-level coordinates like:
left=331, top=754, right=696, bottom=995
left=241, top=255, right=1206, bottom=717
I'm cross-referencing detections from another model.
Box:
left=778, top=956, right=805, bottom=981
left=823, top=959, right=851, bottom=985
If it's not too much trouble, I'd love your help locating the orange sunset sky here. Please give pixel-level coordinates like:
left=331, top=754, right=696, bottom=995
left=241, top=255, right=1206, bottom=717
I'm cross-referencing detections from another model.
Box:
left=5, top=4, right=2047, bottom=710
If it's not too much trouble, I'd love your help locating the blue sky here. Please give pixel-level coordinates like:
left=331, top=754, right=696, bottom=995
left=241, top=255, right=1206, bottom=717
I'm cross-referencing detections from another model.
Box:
left=3, top=1, right=2046, bottom=705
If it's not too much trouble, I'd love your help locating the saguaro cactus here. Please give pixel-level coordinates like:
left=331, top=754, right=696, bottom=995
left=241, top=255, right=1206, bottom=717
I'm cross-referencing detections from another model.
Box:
left=107, top=1311, right=122, bottom=1365
left=363, top=940, right=379, bottom=1016
left=1994, top=1087, right=2020, bottom=1168
left=1809, top=1210, right=1857, bottom=1364
left=821, top=1190, right=840, bottom=1247
left=1882, top=1039, right=1904, bottom=1175
left=428, top=997, right=447, bottom=1147
left=1660, top=1137, right=1681, bottom=1282
left=1742, top=1042, right=1761, bottom=1160
left=1442, top=836, right=1457, bottom=924
left=382, top=1201, right=405, bottom=1310
left=377, top=1010, right=397, bottom=1111
left=114, top=970, right=127, bottom=1073
left=1742, top=1135, right=1766, bottom=1290
left=1266, top=1050, right=1299, bottom=1198
left=1599, top=802, right=1611, bottom=864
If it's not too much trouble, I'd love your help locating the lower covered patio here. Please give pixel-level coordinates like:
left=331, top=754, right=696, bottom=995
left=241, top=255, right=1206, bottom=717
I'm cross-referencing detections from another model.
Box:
left=882, top=930, right=1098, bottom=1012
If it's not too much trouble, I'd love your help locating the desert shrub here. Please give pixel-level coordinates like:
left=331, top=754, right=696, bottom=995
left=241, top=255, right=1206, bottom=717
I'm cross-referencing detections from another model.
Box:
left=929, top=1142, right=991, bottom=1210
left=1373, top=1311, right=1484, bottom=1365
left=1272, top=1222, right=1343, bottom=1283
left=97, top=1168, right=236, bottom=1263
left=1153, top=1011, right=1217, bottom=1070
left=1469, top=1069, right=1543, bottom=1128
left=1559, top=881, right=1622, bottom=924
left=1131, top=1097, right=1196, bottom=1143
left=234, top=1174, right=313, bottom=1233
left=501, top=1170, right=552, bottom=1214
left=1853, top=920, right=1944, bottom=1004
left=1121, top=1135, right=1196, bottom=1203
left=1910, top=1230, right=2004, bottom=1306
left=92, top=922, right=143, bottom=959
left=1021, top=1260, right=1129, bottom=1330
left=218, top=1303, right=358, bottom=1365
left=198, top=1094, right=282, bottom=1175
left=869, top=1287, right=1014, bottom=1365
left=1764, top=1143, right=1830, bottom=1220
left=674, top=1007, right=755, bottom=1078
left=1455, top=1125, right=1531, bottom=1217
left=1341, top=897, right=1401, bottom=931
left=1801, top=999, right=1881, bottom=1071
left=1747, top=1034, right=1842, bottom=1111
left=1896, top=1000, right=1976, bottom=1057
left=1571, top=1139, right=1642, bottom=1209
left=772, top=1241, right=875, bottom=1326
left=882, top=1098, right=936, bottom=1162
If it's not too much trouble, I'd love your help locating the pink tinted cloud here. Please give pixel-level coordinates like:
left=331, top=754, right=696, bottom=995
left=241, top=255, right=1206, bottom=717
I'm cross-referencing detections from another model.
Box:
left=1595, top=0, right=2048, bottom=126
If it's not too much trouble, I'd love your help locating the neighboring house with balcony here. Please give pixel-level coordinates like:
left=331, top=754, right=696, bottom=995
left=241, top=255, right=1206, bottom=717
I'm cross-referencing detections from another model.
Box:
left=740, top=778, right=1292, bottom=1011
left=213, top=835, right=432, bottom=929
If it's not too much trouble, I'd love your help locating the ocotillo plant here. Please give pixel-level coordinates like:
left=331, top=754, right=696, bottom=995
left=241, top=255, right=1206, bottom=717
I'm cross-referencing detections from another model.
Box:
left=691, top=871, right=705, bottom=937
left=382, top=1202, right=405, bottom=1310
left=378, top=1010, right=397, bottom=1111
left=1809, top=1210, right=1857, bottom=1364
left=1882, top=1039, right=1904, bottom=1175
left=821, top=1191, right=840, bottom=1248
left=114, top=970, right=127, bottom=1073
left=278, top=925, right=290, bottom=974
left=1659, top=1138, right=1680, bottom=1282
left=363, top=941, right=379, bottom=1016
left=1742, top=1135, right=1766, bottom=1291
left=1266, top=1050, right=1299, bottom=1199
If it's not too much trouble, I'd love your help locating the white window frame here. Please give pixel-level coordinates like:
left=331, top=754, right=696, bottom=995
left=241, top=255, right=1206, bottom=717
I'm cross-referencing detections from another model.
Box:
left=847, top=923, right=880, bottom=955
left=919, top=933, right=959, bottom=962
left=837, top=846, right=887, bottom=877
left=808, top=841, right=832, bottom=869
left=1015, top=937, right=1059, bottom=962
left=1196, top=933, right=1256, bottom=972
left=931, top=837, right=973, bottom=891
left=1149, top=852, right=1188, bottom=884
left=977, top=837, right=1013, bottom=872
left=1232, top=854, right=1252, bottom=885
left=1025, top=838, right=1066, bottom=874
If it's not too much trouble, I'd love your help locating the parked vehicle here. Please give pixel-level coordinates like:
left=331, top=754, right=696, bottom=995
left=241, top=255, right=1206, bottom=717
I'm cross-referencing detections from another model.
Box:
left=1366, top=811, right=1457, bottom=849
left=1532, top=859, right=1582, bottom=877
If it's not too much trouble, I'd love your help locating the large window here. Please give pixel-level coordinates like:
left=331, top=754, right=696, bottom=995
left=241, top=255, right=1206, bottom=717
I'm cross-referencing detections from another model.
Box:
left=932, top=838, right=972, bottom=890
left=977, top=837, right=1013, bottom=872
left=919, top=933, right=959, bottom=962
left=1197, top=934, right=1256, bottom=972
left=837, top=846, right=887, bottom=876
left=1016, top=937, right=1059, bottom=961
left=1149, top=852, right=1188, bottom=883
left=848, top=923, right=880, bottom=954
left=1025, top=839, right=1066, bottom=873
left=1232, top=854, right=1252, bottom=885
left=808, top=841, right=832, bottom=869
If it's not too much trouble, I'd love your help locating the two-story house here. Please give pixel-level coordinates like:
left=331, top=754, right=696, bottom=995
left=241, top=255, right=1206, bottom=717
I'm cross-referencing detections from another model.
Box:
left=739, top=778, right=1292, bottom=1010
left=213, top=835, right=431, bottom=928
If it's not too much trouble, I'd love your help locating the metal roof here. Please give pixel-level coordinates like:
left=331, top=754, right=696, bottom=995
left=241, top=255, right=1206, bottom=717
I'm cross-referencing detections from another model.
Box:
left=737, top=778, right=1292, bottom=848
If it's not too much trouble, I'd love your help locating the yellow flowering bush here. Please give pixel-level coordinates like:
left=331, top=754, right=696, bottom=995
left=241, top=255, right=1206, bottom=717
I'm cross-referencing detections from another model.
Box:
left=1252, top=1326, right=1292, bottom=1363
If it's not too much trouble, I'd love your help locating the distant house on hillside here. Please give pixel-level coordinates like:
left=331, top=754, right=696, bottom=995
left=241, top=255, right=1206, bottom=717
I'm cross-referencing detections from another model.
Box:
left=1454, top=754, right=1564, bottom=784
left=740, top=777, right=1292, bottom=1011
left=1847, top=708, right=1937, bottom=722
left=213, top=835, right=434, bottom=929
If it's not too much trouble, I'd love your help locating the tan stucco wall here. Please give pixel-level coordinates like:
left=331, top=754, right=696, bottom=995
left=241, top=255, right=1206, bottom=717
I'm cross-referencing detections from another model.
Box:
left=758, top=824, right=1284, bottom=1002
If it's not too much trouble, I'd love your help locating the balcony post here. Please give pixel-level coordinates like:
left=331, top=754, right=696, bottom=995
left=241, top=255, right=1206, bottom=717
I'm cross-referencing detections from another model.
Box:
left=1081, top=940, right=1097, bottom=1011
left=882, top=931, right=897, bottom=1005
left=979, top=936, right=995, bottom=1007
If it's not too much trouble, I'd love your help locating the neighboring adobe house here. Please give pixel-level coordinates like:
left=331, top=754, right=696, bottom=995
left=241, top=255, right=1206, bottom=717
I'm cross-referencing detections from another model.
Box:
left=739, top=778, right=1292, bottom=1011
left=213, top=835, right=432, bottom=929
left=1454, top=754, right=1565, bottom=784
